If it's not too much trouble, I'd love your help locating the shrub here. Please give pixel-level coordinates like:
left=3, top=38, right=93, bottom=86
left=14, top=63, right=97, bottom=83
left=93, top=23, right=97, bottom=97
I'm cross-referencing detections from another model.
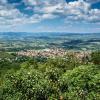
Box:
left=1, top=68, right=52, bottom=100
left=59, top=65, right=100, bottom=100
left=91, top=51, right=100, bottom=65
left=45, top=67, right=62, bottom=82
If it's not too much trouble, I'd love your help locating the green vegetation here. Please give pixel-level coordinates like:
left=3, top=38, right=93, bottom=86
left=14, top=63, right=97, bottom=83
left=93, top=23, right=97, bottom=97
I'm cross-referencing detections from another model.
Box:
left=0, top=32, right=100, bottom=51
left=91, top=51, right=100, bottom=65
left=0, top=51, right=100, bottom=100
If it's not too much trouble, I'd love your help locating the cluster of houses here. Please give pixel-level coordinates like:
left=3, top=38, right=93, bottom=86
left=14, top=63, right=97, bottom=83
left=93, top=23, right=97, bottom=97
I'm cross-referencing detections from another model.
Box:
left=17, top=48, right=67, bottom=58
left=17, top=48, right=91, bottom=60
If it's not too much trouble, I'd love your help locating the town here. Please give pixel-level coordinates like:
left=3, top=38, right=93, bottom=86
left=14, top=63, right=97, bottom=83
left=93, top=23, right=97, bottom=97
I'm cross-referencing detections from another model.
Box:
left=17, top=48, right=91, bottom=60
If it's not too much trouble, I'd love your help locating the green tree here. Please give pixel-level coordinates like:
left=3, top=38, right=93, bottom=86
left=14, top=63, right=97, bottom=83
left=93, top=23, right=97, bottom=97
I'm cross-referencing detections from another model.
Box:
left=0, top=67, right=53, bottom=100
left=59, top=65, right=100, bottom=100
left=91, top=51, right=100, bottom=65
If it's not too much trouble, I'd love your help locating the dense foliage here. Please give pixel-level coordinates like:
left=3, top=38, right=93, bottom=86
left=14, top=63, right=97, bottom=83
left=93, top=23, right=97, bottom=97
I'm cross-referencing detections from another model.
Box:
left=0, top=51, right=100, bottom=100
left=91, top=51, right=100, bottom=65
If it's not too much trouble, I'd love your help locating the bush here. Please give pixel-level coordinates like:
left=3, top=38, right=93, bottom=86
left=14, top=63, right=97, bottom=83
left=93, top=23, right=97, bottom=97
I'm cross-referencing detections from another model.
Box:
left=91, top=51, right=100, bottom=65
left=45, top=67, right=62, bottom=82
left=0, top=68, right=52, bottom=100
left=59, top=65, right=100, bottom=100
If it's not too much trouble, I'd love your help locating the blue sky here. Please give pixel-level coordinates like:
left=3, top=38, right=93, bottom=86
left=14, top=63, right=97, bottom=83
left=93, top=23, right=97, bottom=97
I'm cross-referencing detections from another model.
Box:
left=0, top=0, right=100, bottom=33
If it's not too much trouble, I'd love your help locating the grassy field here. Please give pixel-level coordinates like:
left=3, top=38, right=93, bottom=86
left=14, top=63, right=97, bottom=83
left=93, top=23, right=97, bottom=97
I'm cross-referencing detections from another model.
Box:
left=0, top=32, right=100, bottom=52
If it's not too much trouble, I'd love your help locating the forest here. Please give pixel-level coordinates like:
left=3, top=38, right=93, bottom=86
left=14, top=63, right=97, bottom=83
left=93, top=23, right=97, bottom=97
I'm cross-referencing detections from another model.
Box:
left=0, top=51, right=100, bottom=100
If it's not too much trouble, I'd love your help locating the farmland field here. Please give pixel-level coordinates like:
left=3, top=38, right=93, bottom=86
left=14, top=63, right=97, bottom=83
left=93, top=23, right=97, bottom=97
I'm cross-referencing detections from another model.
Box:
left=0, top=32, right=100, bottom=52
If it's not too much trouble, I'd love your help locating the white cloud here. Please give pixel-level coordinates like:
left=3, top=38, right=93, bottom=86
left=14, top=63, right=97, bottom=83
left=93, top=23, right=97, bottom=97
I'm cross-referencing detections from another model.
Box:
left=0, top=4, right=26, bottom=26
left=63, top=0, right=100, bottom=23
left=34, top=4, right=64, bottom=14
left=23, top=0, right=66, bottom=6
left=23, top=0, right=39, bottom=6
left=0, top=9, right=23, bottom=18
left=85, top=0, right=100, bottom=4
left=42, top=14, right=58, bottom=19
left=0, top=0, right=7, bottom=4
left=0, top=0, right=100, bottom=26
left=87, top=9, right=100, bottom=22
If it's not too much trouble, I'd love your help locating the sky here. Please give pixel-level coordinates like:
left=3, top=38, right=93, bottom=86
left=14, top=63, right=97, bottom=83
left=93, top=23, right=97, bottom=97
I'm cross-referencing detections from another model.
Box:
left=0, top=0, right=100, bottom=33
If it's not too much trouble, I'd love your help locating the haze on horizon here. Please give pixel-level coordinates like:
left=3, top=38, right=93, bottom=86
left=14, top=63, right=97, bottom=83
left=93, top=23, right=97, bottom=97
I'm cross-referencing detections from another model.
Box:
left=0, top=0, right=100, bottom=33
